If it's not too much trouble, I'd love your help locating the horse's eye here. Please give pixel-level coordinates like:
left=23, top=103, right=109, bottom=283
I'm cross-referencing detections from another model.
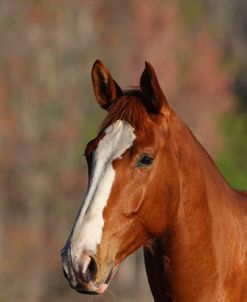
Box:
left=137, top=154, right=153, bottom=167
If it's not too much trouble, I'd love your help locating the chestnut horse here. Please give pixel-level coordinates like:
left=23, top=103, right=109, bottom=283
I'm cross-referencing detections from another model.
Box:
left=61, top=60, right=247, bottom=301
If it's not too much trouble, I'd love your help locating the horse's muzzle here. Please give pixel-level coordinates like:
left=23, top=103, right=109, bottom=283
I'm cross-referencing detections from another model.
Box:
left=61, top=247, right=99, bottom=294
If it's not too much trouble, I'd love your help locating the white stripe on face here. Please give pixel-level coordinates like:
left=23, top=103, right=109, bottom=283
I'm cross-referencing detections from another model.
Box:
left=70, top=120, right=136, bottom=263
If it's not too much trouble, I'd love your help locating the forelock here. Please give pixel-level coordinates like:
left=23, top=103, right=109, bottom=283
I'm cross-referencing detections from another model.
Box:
left=100, top=89, right=153, bottom=132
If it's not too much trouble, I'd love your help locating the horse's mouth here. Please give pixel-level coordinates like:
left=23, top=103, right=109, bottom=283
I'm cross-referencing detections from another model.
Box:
left=76, top=264, right=119, bottom=295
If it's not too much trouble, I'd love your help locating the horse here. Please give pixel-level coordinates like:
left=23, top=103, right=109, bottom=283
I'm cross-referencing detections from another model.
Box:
left=61, top=60, right=247, bottom=301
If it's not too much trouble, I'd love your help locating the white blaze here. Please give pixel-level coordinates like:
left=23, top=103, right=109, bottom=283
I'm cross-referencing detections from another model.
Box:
left=70, top=120, right=136, bottom=262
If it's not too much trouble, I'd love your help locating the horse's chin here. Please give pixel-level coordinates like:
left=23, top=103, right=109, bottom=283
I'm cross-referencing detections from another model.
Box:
left=75, top=283, right=109, bottom=295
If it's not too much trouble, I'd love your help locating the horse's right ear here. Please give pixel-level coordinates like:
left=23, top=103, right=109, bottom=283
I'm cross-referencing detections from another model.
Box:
left=91, top=60, right=123, bottom=110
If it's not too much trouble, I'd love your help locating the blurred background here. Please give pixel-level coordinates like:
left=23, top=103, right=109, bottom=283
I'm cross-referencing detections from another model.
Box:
left=0, top=0, right=246, bottom=301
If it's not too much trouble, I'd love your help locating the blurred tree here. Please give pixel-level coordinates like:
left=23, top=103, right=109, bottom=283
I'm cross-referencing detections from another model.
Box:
left=217, top=114, right=247, bottom=189
left=0, top=1, right=244, bottom=302
left=200, top=0, right=247, bottom=189
left=129, top=1, right=233, bottom=154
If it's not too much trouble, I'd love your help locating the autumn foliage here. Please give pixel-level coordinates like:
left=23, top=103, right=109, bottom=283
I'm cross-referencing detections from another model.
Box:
left=0, top=1, right=244, bottom=302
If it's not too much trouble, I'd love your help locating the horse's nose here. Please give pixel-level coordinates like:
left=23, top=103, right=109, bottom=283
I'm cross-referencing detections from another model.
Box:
left=61, top=247, right=98, bottom=289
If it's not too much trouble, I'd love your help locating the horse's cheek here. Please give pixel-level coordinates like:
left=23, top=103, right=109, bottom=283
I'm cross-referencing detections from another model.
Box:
left=140, top=193, right=168, bottom=236
left=122, top=189, right=145, bottom=218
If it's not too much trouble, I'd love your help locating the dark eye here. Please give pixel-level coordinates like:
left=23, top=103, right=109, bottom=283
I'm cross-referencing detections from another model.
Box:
left=137, top=154, right=153, bottom=167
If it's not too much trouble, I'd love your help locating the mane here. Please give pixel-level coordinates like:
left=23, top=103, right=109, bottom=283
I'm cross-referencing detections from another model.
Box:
left=100, top=89, right=153, bottom=131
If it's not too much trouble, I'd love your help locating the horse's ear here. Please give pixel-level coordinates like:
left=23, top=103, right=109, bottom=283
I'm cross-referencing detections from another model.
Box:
left=91, top=60, right=123, bottom=110
left=140, top=62, right=169, bottom=113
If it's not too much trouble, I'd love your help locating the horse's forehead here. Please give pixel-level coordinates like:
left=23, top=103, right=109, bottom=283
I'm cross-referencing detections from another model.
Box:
left=96, top=120, right=136, bottom=158
left=96, top=122, right=162, bottom=158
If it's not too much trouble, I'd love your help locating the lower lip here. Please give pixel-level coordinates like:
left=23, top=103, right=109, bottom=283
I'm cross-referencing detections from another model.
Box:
left=96, top=283, right=109, bottom=294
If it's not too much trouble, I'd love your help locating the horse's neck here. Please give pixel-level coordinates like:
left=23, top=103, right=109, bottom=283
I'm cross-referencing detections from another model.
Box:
left=163, top=113, right=247, bottom=300
left=170, top=112, right=233, bottom=224
left=170, top=113, right=246, bottom=234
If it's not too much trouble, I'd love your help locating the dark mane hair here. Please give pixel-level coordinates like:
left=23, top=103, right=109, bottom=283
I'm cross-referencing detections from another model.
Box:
left=100, top=89, right=155, bottom=131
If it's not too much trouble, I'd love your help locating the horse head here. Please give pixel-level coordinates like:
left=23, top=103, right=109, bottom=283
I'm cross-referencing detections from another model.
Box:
left=61, top=60, right=180, bottom=294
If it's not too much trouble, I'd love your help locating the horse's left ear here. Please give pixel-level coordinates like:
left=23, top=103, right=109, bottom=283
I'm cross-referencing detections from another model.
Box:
left=91, top=60, right=123, bottom=110
left=140, top=62, right=169, bottom=113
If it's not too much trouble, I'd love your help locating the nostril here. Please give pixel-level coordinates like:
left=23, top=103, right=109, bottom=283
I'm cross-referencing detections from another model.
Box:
left=88, top=256, right=98, bottom=278
left=80, top=254, right=98, bottom=281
